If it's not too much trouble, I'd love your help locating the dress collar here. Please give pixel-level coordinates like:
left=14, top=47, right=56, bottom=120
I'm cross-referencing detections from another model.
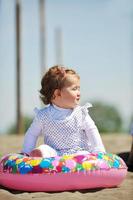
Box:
left=52, top=104, right=72, bottom=112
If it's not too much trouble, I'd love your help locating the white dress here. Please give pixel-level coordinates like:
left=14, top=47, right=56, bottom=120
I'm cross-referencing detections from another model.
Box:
left=22, top=103, right=106, bottom=156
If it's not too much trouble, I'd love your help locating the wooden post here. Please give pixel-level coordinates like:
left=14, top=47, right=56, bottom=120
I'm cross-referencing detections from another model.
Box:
left=16, top=0, right=23, bottom=134
left=39, top=0, right=46, bottom=76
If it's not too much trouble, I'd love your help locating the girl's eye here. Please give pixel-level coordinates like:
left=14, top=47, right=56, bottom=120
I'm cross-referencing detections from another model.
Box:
left=72, top=87, right=77, bottom=90
left=72, top=86, right=80, bottom=91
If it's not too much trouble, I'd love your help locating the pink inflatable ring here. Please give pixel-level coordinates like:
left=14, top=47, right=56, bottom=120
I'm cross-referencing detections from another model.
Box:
left=0, top=152, right=127, bottom=191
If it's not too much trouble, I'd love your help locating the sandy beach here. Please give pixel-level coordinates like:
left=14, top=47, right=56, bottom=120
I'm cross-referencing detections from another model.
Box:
left=0, top=133, right=133, bottom=200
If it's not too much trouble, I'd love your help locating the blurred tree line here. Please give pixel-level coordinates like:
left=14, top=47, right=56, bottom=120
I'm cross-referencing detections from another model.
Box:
left=8, top=116, right=33, bottom=135
left=8, top=101, right=132, bottom=134
left=89, top=102, right=122, bottom=133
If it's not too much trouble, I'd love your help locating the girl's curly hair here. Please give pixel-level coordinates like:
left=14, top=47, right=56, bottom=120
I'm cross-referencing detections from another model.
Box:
left=39, top=65, right=79, bottom=105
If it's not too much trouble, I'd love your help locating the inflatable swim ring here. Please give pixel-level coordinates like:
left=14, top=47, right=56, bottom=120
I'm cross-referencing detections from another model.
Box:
left=0, top=152, right=127, bottom=191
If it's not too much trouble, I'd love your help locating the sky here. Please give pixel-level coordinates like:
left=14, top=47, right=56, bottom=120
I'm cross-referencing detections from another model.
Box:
left=0, top=0, right=133, bottom=133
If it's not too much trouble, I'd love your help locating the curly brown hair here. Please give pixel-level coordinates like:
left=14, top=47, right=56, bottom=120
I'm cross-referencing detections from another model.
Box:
left=39, top=65, right=80, bottom=105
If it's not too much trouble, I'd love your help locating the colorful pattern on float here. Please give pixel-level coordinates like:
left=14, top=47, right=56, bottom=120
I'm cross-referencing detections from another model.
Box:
left=1, top=153, right=127, bottom=174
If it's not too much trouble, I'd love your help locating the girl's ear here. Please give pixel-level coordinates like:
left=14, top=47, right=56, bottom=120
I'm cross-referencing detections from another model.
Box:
left=54, top=89, right=61, bottom=98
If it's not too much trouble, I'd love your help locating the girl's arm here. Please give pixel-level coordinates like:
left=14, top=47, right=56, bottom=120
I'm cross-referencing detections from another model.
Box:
left=83, top=114, right=106, bottom=153
left=21, top=117, right=42, bottom=154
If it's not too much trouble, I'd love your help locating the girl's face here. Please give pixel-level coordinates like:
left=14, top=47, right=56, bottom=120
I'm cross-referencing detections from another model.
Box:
left=53, top=75, right=80, bottom=109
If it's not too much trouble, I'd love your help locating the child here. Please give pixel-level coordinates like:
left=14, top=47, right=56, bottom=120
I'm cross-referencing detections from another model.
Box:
left=21, top=65, right=106, bottom=157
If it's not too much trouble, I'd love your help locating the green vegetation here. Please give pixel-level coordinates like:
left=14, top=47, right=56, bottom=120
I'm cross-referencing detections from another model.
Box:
left=8, top=116, right=33, bottom=134
left=89, top=102, right=122, bottom=133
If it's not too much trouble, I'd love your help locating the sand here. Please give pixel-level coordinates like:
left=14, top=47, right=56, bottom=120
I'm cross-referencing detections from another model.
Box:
left=0, top=134, right=133, bottom=200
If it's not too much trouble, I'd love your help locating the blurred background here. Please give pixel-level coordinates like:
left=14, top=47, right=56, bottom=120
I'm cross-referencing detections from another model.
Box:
left=0, top=0, right=133, bottom=135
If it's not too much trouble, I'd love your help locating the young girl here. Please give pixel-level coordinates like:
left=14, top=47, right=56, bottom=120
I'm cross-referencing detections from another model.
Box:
left=22, top=65, right=106, bottom=157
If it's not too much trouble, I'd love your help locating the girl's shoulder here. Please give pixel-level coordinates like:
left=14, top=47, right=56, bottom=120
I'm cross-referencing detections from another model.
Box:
left=33, top=105, right=51, bottom=119
left=74, top=103, right=92, bottom=118
left=81, top=102, right=92, bottom=109
left=79, top=102, right=92, bottom=114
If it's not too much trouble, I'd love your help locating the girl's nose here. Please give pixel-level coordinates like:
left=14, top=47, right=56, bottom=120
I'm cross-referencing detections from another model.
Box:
left=77, top=90, right=80, bottom=97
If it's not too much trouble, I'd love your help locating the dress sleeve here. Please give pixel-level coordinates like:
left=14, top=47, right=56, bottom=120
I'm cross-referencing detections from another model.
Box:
left=130, top=123, right=133, bottom=135
left=82, top=104, right=106, bottom=153
left=21, top=109, right=42, bottom=154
